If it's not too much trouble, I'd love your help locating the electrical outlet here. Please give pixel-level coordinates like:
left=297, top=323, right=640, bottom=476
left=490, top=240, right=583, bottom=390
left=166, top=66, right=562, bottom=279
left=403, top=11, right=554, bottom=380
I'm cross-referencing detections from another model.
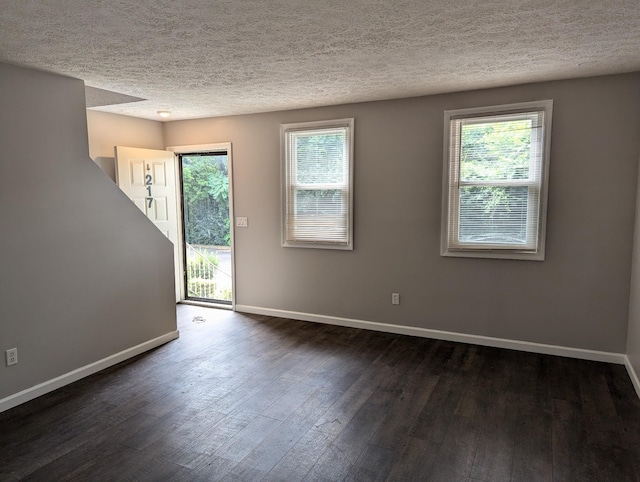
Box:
left=392, top=293, right=400, bottom=305
left=6, top=348, right=18, bottom=366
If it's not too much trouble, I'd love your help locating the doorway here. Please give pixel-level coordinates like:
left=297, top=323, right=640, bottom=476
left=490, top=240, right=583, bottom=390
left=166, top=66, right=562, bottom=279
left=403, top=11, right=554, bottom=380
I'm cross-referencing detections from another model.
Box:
left=179, top=150, right=232, bottom=305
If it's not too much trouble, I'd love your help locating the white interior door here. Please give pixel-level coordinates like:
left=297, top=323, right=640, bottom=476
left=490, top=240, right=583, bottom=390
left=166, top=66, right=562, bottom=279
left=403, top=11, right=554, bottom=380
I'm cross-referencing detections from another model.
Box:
left=114, top=146, right=181, bottom=301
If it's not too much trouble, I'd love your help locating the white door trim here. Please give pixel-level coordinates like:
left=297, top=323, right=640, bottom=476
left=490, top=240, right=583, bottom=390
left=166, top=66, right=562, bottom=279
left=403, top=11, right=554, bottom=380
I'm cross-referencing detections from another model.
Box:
left=167, top=143, right=236, bottom=310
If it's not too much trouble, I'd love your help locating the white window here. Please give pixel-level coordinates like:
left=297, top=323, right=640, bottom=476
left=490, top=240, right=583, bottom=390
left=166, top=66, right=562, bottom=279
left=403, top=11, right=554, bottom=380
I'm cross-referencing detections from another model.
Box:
left=441, top=100, right=553, bottom=260
left=281, top=118, right=354, bottom=249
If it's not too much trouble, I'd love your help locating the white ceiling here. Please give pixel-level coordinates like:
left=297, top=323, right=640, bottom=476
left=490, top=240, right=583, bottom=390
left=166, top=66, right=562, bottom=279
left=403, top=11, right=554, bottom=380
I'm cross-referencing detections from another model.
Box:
left=1, top=0, right=639, bottom=121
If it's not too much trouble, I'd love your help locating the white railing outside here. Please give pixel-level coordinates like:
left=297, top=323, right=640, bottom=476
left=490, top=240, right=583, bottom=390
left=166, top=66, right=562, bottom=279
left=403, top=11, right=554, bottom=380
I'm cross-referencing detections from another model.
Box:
left=185, top=243, right=232, bottom=302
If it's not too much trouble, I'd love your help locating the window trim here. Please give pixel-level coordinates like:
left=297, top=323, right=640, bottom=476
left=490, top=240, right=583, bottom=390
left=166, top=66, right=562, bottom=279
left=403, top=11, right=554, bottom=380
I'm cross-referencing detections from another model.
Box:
left=441, top=100, right=553, bottom=261
left=281, top=118, right=355, bottom=250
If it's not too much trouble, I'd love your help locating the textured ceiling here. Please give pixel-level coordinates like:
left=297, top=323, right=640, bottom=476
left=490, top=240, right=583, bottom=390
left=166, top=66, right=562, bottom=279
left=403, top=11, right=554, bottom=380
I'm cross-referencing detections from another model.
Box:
left=1, top=0, right=639, bottom=121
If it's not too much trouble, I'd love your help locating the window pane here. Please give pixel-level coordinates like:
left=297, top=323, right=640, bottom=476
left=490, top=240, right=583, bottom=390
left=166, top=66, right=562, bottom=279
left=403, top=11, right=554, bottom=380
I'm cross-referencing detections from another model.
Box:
left=295, top=132, right=345, bottom=184
left=459, top=186, right=529, bottom=245
left=282, top=118, right=353, bottom=249
left=460, top=119, right=532, bottom=181
left=295, top=189, right=344, bottom=215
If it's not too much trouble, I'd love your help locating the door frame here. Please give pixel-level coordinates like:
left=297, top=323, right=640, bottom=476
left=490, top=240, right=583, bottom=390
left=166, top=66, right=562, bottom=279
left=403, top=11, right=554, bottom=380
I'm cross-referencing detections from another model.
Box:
left=166, top=143, right=236, bottom=309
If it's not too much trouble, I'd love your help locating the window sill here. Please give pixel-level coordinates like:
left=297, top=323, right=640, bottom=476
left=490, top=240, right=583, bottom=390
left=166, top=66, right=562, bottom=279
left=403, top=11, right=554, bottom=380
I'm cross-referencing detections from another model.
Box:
left=441, top=248, right=545, bottom=261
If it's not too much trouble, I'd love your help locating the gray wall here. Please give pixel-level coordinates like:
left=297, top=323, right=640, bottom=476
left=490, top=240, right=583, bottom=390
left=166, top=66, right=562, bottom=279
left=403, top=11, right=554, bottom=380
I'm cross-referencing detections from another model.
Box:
left=628, top=160, right=640, bottom=377
left=87, top=110, right=165, bottom=181
left=0, top=63, right=177, bottom=400
left=165, top=73, right=640, bottom=354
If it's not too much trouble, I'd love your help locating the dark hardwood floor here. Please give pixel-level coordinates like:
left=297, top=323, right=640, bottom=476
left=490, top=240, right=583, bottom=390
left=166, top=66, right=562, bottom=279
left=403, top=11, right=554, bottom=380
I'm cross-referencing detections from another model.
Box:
left=1, top=304, right=640, bottom=481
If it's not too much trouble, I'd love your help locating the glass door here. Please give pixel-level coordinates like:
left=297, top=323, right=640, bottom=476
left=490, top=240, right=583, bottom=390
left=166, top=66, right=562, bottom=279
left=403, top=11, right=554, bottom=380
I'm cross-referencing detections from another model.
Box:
left=180, top=152, right=232, bottom=304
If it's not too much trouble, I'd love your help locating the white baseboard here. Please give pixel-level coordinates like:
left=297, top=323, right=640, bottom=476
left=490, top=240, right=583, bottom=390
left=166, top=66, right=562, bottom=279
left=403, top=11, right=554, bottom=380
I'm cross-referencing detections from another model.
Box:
left=235, top=305, right=626, bottom=365
left=0, top=330, right=179, bottom=414
left=625, top=356, right=640, bottom=399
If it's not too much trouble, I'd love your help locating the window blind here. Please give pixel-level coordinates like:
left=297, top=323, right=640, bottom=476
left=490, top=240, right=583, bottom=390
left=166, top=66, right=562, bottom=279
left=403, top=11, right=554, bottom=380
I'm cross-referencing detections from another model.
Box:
left=446, top=108, right=548, bottom=253
left=282, top=120, right=353, bottom=249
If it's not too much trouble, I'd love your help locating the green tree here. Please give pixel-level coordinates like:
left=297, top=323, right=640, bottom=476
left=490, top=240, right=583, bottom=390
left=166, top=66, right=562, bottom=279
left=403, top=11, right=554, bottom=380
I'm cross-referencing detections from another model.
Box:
left=295, top=132, right=345, bottom=183
left=460, top=120, right=531, bottom=181
left=458, top=119, right=532, bottom=243
left=182, top=155, right=230, bottom=246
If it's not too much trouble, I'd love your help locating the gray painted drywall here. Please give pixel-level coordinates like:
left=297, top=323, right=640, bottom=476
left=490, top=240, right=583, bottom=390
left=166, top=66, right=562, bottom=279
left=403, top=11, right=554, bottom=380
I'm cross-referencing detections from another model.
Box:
left=165, top=73, right=640, bottom=354
left=87, top=110, right=164, bottom=181
left=94, top=156, right=117, bottom=181
left=628, top=157, right=640, bottom=378
left=0, top=63, right=177, bottom=400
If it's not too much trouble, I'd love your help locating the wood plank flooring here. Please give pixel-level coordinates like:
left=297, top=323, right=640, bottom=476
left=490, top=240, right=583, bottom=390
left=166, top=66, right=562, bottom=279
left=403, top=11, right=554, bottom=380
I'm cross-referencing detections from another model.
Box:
left=1, top=304, right=640, bottom=481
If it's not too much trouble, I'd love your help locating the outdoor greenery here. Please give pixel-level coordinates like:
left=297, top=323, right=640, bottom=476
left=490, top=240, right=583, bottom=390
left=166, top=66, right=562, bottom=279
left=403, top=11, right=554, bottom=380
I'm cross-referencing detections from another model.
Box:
left=295, top=131, right=346, bottom=184
left=460, top=119, right=531, bottom=181
left=181, top=154, right=232, bottom=302
left=458, top=118, right=533, bottom=244
left=182, top=154, right=230, bottom=246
